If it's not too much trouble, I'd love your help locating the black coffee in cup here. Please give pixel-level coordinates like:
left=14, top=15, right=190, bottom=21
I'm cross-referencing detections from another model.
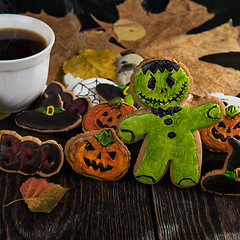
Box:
left=0, top=28, right=47, bottom=60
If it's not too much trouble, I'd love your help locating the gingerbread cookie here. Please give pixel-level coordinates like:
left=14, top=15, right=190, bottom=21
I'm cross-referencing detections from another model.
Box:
left=82, top=97, right=136, bottom=133
left=199, top=105, right=240, bottom=152
left=0, top=130, right=64, bottom=177
left=15, top=91, right=82, bottom=132
left=118, top=58, right=225, bottom=187
left=65, top=128, right=130, bottom=181
left=201, top=137, right=240, bottom=196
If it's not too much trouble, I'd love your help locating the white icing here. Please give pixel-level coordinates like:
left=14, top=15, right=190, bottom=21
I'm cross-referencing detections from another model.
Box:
left=209, top=92, right=240, bottom=108
left=116, top=54, right=144, bottom=85
left=72, top=78, right=118, bottom=106
left=63, top=73, right=84, bottom=91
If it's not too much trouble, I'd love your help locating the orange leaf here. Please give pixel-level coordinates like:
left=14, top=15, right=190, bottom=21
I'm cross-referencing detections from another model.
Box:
left=18, top=177, right=69, bottom=213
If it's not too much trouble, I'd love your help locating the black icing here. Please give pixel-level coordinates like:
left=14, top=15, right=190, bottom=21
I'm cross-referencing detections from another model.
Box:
left=166, top=74, right=175, bottom=88
left=141, top=60, right=180, bottom=74
left=152, top=106, right=181, bottom=118
left=202, top=175, right=240, bottom=194
left=19, top=141, right=41, bottom=174
left=168, top=132, right=176, bottom=139
left=226, top=137, right=240, bottom=171
left=39, top=143, right=63, bottom=174
left=147, top=74, right=156, bottom=91
left=84, top=157, right=113, bottom=172
left=202, top=138, right=240, bottom=194
left=164, top=118, right=173, bottom=125
left=0, top=134, right=21, bottom=171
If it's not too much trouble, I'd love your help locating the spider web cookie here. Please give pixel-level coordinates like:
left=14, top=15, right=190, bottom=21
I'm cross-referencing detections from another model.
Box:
left=72, top=78, right=117, bottom=106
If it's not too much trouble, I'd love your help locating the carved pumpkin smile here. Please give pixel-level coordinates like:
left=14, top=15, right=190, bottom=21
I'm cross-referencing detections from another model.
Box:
left=84, top=157, right=113, bottom=172
left=212, top=122, right=240, bottom=142
left=200, top=105, right=240, bottom=152
left=211, top=127, right=229, bottom=142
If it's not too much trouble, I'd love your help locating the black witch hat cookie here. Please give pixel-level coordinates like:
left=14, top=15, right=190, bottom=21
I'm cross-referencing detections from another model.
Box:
left=36, top=81, right=91, bottom=117
left=15, top=92, right=82, bottom=132
left=201, top=137, right=240, bottom=196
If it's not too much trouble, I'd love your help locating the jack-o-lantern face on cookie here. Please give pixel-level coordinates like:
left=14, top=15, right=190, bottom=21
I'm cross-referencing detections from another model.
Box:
left=82, top=97, right=135, bottom=132
left=65, top=129, right=130, bottom=181
left=132, top=59, right=191, bottom=110
left=200, top=105, right=240, bottom=152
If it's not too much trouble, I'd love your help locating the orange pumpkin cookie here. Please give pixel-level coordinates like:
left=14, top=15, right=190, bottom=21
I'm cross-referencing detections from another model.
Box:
left=199, top=105, right=240, bottom=152
left=82, top=97, right=136, bottom=133
left=65, top=128, right=131, bottom=181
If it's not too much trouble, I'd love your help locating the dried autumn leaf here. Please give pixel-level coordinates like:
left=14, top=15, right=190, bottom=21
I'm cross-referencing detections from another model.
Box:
left=137, top=21, right=240, bottom=97
left=93, top=0, right=213, bottom=50
left=113, top=19, right=146, bottom=41
left=4, top=177, right=69, bottom=213
left=63, top=49, right=117, bottom=81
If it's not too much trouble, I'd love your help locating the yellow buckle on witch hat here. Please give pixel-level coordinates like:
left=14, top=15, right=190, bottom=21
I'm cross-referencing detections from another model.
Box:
left=46, top=105, right=54, bottom=116
left=123, top=86, right=129, bottom=96
left=235, top=168, right=240, bottom=181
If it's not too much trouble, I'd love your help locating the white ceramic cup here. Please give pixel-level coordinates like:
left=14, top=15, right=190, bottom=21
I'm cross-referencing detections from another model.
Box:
left=0, top=14, right=55, bottom=113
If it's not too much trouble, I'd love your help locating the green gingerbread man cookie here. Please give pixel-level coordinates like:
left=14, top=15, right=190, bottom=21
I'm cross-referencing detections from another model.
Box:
left=118, top=58, right=225, bottom=187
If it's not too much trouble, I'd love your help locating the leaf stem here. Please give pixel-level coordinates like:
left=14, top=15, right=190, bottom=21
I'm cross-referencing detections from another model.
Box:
left=3, top=198, right=25, bottom=208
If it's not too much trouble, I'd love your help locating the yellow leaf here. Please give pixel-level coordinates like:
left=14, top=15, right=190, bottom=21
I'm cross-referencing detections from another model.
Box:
left=63, top=49, right=117, bottom=81
left=113, top=19, right=146, bottom=42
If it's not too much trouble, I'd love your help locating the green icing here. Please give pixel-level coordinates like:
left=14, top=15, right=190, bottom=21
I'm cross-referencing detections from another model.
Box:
left=95, top=129, right=114, bottom=147
left=118, top=85, right=128, bottom=91
left=37, top=107, right=64, bottom=114
left=109, top=97, right=124, bottom=106
left=222, top=171, right=235, bottom=179
left=124, top=94, right=135, bottom=106
left=225, top=105, right=240, bottom=117
left=118, top=59, right=222, bottom=187
left=133, top=67, right=190, bottom=110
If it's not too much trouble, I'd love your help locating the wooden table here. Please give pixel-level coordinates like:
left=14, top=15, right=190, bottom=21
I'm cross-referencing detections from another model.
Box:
left=0, top=113, right=239, bottom=240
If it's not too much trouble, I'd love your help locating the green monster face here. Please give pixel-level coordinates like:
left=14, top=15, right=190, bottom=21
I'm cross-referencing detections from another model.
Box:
left=132, top=60, right=191, bottom=109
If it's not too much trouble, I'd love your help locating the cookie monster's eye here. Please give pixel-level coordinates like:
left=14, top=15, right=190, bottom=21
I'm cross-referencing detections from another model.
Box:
left=166, top=74, right=175, bottom=88
left=148, top=74, right=156, bottom=91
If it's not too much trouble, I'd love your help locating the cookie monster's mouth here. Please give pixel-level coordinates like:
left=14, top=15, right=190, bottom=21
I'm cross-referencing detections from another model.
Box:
left=138, top=82, right=187, bottom=105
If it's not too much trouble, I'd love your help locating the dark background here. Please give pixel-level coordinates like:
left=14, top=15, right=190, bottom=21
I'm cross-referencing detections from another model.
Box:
left=1, top=0, right=240, bottom=33
left=1, top=0, right=240, bottom=70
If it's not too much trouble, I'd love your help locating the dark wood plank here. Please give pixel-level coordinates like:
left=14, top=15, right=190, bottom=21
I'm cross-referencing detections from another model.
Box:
left=0, top=164, right=156, bottom=240
left=0, top=114, right=155, bottom=240
left=151, top=159, right=240, bottom=239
